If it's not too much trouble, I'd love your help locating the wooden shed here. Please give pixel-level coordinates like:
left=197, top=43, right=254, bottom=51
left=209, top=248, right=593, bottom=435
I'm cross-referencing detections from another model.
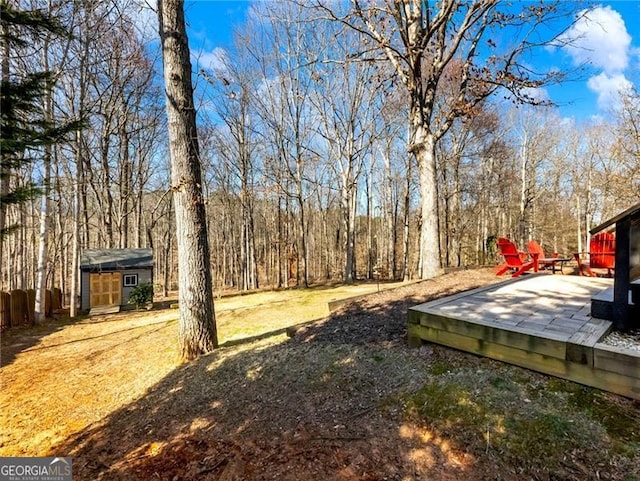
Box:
left=80, top=249, right=153, bottom=312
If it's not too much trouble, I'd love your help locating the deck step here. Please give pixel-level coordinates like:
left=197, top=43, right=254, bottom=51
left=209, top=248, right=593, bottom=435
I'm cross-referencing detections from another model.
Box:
left=591, top=286, right=637, bottom=321
left=591, top=287, right=614, bottom=320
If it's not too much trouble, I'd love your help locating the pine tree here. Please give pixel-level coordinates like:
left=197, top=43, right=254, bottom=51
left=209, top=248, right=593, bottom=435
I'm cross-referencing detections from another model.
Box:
left=0, top=72, right=49, bottom=225
left=2, top=1, right=83, bottom=323
left=0, top=1, right=81, bottom=240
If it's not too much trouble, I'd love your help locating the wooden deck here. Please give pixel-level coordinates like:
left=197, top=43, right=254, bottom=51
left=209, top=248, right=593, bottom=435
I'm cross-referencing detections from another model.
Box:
left=408, top=274, right=640, bottom=400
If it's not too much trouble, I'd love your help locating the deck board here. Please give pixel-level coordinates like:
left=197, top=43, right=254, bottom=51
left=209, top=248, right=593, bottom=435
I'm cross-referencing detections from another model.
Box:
left=408, top=274, right=640, bottom=400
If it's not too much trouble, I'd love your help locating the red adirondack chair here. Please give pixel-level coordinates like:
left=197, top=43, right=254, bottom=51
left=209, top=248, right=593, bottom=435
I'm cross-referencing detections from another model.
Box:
left=496, top=237, right=538, bottom=277
left=526, top=240, right=570, bottom=274
left=574, top=232, right=616, bottom=277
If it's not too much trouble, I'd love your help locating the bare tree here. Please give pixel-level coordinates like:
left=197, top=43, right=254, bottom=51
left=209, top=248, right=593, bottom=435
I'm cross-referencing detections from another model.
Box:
left=310, top=23, right=381, bottom=283
left=315, top=0, right=580, bottom=279
left=34, top=0, right=69, bottom=323
left=158, top=0, right=217, bottom=360
left=4, top=0, right=79, bottom=323
left=247, top=1, right=322, bottom=287
left=612, top=88, right=640, bottom=208
left=201, top=46, right=261, bottom=291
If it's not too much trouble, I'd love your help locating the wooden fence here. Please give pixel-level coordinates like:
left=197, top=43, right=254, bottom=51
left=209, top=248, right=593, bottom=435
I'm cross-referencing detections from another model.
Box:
left=0, top=288, right=62, bottom=331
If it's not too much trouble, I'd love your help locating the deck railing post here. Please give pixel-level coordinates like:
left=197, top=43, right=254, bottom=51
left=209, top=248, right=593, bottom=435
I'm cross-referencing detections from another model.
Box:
left=613, top=217, right=630, bottom=330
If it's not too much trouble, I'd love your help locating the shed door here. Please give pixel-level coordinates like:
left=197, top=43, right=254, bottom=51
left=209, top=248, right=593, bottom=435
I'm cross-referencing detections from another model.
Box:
left=89, top=273, right=122, bottom=308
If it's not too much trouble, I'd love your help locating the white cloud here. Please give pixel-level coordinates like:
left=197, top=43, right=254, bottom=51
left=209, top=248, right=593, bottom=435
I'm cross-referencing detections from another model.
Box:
left=559, top=5, right=631, bottom=74
left=587, top=72, right=632, bottom=110
left=195, top=47, right=230, bottom=74
left=519, top=86, right=550, bottom=104
left=556, top=5, right=636, bottom=112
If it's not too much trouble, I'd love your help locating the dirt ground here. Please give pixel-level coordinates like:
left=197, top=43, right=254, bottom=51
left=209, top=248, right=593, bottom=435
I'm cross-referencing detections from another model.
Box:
left=1, top=269, right=638, bottom=480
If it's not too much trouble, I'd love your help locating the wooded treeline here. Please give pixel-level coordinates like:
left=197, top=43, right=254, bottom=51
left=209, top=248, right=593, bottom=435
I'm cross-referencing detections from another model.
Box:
left=1, top=0, right=639, bottom=308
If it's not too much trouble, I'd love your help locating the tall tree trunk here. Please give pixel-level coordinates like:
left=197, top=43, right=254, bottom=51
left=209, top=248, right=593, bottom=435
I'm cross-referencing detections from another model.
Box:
left=383, top=147, right=395, bottom=278
left=519, top=130, right=528, bottom=247
left=119, top=121, right=130, bottom=248
left=341, top=168, right=357, bottom=284
left=276, top=197, right=283, bottom=288
left=162, top=208, right=172, bottom=298
left=452, top=156, right=461, bottom=267
left=414, top=128, right=440, bottom=279
left=585, top=166, right=593, bottom=248
left=70, top=133, right=82, bottom=317
left=366, top=167, right=373, bottom=279
left=34, top=148, right=50, bottom=322
left=576, top=195, right=582, bottom=254
left=0, top=17, right=9, bottom=281
left=248, top=210, right=258, bottom=289
left=295, top=169, right=309, bottom=287
left=100, top=128, right=114, bottom=248
left=70, top=12, right=90, bottom=316
left=402, top=157, right=412, bottom=282
left=135, top=146, right=145, bottom=248
left=19, top=207, right=25, bottom=288
left=347, top=180, right=357, bottom=282
left=53, top=158, right=65, bottom=297
left=442, top=164, right=451, bottom=267
left=158, top=0, right=217, bottom=360
left=286, top=196, right=293, bottom=288
left=70, top=117, right=86, bottom=316
left=34, top=40, right=53, bottom=324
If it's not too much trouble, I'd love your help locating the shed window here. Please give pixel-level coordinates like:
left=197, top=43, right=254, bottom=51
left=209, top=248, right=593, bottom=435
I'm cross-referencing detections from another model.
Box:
left=123, top=274, right=138, bottom=287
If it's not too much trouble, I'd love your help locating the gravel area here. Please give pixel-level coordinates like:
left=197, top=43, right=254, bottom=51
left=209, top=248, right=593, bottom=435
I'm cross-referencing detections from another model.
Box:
left=601, top=329, right=640, bottom=352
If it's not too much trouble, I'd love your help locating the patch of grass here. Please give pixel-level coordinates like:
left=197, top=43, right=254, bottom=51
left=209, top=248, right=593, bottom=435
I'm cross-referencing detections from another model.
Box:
left=372, top=353, right=385, bottom=363
left=214, top=281, right=406, bottom=343
left=404, top=367, right=632, bottom=477
left=502, top=411, right=585, bottom=461
left=488, top=374, right=511, bottom=390
left=428, top=361, right=451, bottom=375
left=567, top=386, right=640, bottom=456
left=409, top=382, right=482, bottom=428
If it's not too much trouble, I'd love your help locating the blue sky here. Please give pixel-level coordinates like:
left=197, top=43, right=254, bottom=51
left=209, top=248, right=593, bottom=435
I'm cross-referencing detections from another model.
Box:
left=184, top=0, right=640, bottom=122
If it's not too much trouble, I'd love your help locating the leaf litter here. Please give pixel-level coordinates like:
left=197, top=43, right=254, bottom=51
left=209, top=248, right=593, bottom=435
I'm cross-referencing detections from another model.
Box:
left=1, top=268, right=638, bottom=480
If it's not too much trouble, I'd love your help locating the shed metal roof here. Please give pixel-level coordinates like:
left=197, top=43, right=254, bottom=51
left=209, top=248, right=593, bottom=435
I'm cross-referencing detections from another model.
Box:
left=80, top=249, right=153, bottom=271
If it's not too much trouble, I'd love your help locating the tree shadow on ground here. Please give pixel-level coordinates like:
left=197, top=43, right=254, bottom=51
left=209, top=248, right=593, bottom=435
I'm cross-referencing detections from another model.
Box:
left=33, top=271, right=639, bottom=479
left=0, top=317, right=77, bottom=367
left=50, top=280, right=509, bottom=480
left=0, top=308, right=178, bottom=368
